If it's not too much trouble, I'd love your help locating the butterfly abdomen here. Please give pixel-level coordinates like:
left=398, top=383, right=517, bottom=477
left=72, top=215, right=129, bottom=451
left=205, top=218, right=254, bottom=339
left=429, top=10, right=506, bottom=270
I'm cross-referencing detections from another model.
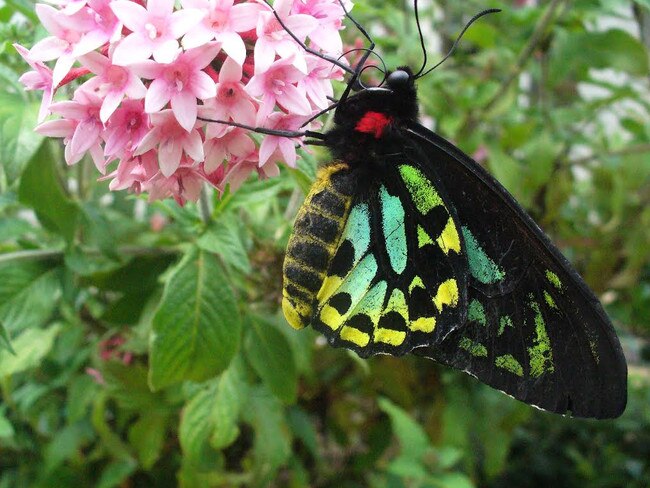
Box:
left=282, top=163, right=357, bottom=330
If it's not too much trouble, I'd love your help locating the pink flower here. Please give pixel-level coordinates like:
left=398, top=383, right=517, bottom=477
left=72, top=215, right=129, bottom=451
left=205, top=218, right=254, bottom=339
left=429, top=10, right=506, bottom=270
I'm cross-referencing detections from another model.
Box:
left=36, top=88, right=106, bottom=171
left=246, top=55, right=311, bottom=122
left=135, top=109, right=204, bottom=176
left=219, top=158, right=256, bottom=192
left=105, top=150, right=159, bottom=192
left=199, top=55, right=256, bottom=126
left=18, top=0, right=351, bottom=204
left=85, top=0, right=124, bottom=45
left=30, top=4, right=104, bottom=86
left=291, top=0, right=346, bottom=54
left=204, top=127, right=255, bottom=173
left=78, top=51, right=147, bottom=122
left=301, top=54, right=342, bottom=109
left=110, top=0, right=204, bottom=64
left=14, top=44, right=54, bottom=122
left=181, top=0, right=262, bottom=65
left=133, top=42, right=219, bottom=131
left=103, top=99, right=150, bottom=159
left=145, top=157, right=206, bottom=205
left=254, top=0, right=317, bottom=73
left=258, top=113, right=307, bottom=167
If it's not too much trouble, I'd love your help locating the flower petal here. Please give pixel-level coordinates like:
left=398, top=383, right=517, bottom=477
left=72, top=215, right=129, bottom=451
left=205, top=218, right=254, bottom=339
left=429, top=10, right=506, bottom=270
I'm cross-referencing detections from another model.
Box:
left=112, top=33, right=153, bottom=65
left=100, top=90, right=123, bottom=122
left=145, top=78, right=171, bottom=113
left=152, top=39, right=181, bottom=64
left=220, top=32, right=246, bottom=66
left=110, top=0, right=147, bottom=31
left=158, top=138, right=183, bottom=176
left=278, top=84, right=311, bottom=115
left=191, top=71, right=217, bottom=100
left=183, top=129, right=205, bottom=161
left=171, top=90, right=197, bottom=132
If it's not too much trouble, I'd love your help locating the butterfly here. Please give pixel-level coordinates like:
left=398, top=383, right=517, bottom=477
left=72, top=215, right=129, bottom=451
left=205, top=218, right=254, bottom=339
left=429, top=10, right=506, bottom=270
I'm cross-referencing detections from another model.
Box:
left=249, top=4, right=628, bottom=419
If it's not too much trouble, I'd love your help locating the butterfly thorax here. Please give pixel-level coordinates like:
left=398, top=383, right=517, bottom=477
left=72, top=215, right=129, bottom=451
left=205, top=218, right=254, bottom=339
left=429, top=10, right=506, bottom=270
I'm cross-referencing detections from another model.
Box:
left=324, top=68, right=419, bottom=167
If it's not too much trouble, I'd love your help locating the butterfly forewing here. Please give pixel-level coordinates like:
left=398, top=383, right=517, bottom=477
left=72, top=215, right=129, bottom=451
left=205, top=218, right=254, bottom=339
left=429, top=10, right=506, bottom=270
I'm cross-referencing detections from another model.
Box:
left=406, top=124, right=627, bottom=418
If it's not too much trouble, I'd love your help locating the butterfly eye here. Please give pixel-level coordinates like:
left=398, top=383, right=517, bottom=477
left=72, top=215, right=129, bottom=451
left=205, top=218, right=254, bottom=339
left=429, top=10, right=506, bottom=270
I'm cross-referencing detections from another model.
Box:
left=386, top=70, right=411, bottom=89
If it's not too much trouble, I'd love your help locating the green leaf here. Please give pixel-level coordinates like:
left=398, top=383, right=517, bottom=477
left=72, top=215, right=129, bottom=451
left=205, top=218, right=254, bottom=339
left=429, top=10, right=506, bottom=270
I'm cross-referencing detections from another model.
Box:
left=197, top=218, right=251, bottom=274
left=430, top=472, right=475, bottom=488
left=486, top=146, right=527, bottom=206
left=0, top=261, right=61, bottom=333
left=378, top=397, right=431, bottom=461
left=0, top=410, right=15, bottom=439
left=0, top=324, right=61, bottom=377
left=287, top=407, right=319, bottom=459
left=0, top=91, right=43, bottom=184
left=242, top=386, right=292, bottom=486
left=210, top=359, right=245, bottom=449
left=180, top=359, right=245, bottom=465
left=245, top=316, right=297, bottom=404
left=551, top=29, right=650, bottom=83
left=18, top=143, right=79, bottom=241
left=128, top=411, right=168, bottom=470
left=44, top=421, right=95, bottom=472
left=102, top=361, right=161, bottom=410
left=0, top=321, right=15, bottom=355
left=96, top=459, right=137, bottom=488
left=149, top=248, right=241, bottom=390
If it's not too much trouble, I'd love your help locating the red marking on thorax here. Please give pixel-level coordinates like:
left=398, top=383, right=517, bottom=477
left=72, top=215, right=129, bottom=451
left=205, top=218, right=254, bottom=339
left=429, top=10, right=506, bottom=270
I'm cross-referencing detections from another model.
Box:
left=355, top=111, right=393, bottom=139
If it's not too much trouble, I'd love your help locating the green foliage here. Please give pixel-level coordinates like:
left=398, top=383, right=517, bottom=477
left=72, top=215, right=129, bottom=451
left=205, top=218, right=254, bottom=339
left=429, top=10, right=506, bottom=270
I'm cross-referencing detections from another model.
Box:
left=1, top=0, right=650, bottom=486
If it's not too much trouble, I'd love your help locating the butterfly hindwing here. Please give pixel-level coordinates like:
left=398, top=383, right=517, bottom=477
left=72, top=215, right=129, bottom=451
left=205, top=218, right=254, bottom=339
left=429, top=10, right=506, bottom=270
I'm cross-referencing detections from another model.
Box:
left=310, top=158, right=469, bottom=357
left=405, top=123, right=627, bottom=418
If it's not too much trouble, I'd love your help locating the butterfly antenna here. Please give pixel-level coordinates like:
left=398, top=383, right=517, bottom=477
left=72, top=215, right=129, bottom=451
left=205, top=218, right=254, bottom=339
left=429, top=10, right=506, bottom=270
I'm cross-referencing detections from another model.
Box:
left=413, top=0, right=428, bottom=78
left=415, top=8, right=501, bottom=80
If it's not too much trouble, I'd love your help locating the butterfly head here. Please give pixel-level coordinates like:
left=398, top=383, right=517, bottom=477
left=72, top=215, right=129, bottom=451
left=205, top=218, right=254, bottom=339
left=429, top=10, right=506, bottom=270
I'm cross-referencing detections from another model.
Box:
left=332, top=66, right=419, bottom=140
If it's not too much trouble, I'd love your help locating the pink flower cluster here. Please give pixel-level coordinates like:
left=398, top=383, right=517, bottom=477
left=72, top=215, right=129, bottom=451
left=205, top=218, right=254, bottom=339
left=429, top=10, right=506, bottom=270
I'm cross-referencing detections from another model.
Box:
left=16, top=0, right=349, bottom=205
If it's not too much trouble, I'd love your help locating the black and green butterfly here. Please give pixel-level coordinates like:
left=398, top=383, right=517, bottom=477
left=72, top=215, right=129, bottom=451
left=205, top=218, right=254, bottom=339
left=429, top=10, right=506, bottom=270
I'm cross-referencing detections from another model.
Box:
left=276, top=9, right=627, bottom=419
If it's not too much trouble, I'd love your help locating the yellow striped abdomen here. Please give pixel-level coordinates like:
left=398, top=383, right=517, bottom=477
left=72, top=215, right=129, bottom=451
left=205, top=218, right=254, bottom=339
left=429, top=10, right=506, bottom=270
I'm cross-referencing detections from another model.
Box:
left=282, top=163, right=356, bottom=329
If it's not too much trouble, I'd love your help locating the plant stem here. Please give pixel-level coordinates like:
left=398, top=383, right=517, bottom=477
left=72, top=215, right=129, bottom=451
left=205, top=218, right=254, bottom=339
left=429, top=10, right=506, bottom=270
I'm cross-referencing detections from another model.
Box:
left=199, top=185, right=212, bottom=224
left=0, top=246, right=179, bottom=265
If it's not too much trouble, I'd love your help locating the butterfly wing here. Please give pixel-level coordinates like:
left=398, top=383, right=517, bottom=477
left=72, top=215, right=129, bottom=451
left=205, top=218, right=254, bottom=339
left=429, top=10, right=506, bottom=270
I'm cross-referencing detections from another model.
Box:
left=405, top=122, right=627, bottom=418
left=299, top=154, right=474, bottom=358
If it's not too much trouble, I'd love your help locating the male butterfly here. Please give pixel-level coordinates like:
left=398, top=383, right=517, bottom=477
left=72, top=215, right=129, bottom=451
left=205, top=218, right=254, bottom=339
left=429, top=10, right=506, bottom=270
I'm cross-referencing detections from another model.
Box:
left=254, top=4, right=628, bottom=419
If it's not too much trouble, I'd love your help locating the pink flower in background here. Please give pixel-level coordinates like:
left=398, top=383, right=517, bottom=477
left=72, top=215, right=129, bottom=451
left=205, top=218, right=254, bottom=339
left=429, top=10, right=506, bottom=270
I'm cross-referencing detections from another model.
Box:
left=291, top=0, right=346, bottom=54
left=301, top=54, right=343, bottom=109
left=133, top=42, right=219, bottom=131
left=37, top=89, right=106, bottom=171
left=15, top=44, right=55, bottom=122
left=110, top=0, right=204, bottom=64
left=146, top=158, right=206, bottom=205
left=254, top=0, right=317, bottom=72
left=258, top=113, right=307, bottom=167
left=18, top=0, right=352, bottom=204
left=103, top=99, right=149, bottom=158
left=31, top=4, right=103, bottom=86
left=78, top=51, right=147, bottom=122
left=106, top=150, right=159, bottom=192
left=181, top=0, right=261, bottom=65
left=135, top=109, right=204, bottom=176
left=246, top=55, right=312, bottom=122
left=204, top=127, right=255, bottom=173
left=199, top=55, right=256, bottom=125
